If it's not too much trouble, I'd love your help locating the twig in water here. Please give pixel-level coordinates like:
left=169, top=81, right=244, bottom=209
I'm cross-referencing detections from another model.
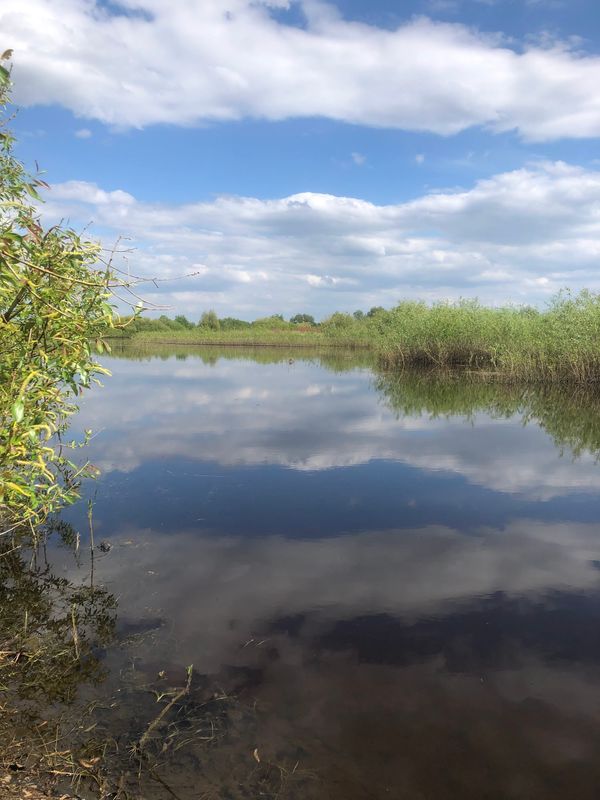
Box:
left=87, top=499, right=95, bottom=588
left=150, top=766, right=185, bottom=800
left=137, top=665, right=193, bottom=752
left=71, top=606, right=80, bottom=660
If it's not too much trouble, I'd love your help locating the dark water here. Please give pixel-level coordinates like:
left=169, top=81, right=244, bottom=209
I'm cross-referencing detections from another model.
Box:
left=49, top=345, right=600, bottom=797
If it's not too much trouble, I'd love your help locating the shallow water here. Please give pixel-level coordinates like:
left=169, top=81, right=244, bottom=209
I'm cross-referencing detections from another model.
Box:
left=49, top=345, right=600, bottom=797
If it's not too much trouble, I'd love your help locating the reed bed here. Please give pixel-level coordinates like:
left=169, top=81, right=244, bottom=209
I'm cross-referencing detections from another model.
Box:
left=368, top=293, right=600, bottom=382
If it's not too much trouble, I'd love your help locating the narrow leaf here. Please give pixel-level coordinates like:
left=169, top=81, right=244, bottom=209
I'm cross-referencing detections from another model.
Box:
left=12, top=400, right=24, bottom=423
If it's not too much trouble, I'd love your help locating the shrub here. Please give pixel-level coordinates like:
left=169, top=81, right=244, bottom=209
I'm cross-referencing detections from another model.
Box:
left=199, top=309, right=220, bottom=330
left=0, top=57, right=134, bottom=529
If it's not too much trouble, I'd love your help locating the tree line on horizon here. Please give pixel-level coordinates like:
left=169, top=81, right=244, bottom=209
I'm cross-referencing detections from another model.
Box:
left=119, top=306, right=388, bottom=333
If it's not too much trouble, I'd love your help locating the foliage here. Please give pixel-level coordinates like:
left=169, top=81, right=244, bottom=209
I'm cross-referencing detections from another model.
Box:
left=0, top=59, right=135, bottom=529
left=321, top=311, right=355, bottom=331
left=174, top=313, right=194, bottom=329
left=199, top=309, right=220, bottom=330
left=290, top=313, right=316, bottom=325
left=219, top=316, right=251, bottom=330
left=253, top=313, right=289, bottom=329
left=367, top=306, right=385, bottom=317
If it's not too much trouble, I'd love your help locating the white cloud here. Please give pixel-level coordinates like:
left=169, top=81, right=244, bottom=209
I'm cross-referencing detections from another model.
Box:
left=38, top=161, right=600, bottom=316
left=74, top=127, right=92, bottom=139
left=2, top=0, right=600, bottom=140
left=351, top=151, right=366, bottom=166
left=415, top=153, right=425, bottom=164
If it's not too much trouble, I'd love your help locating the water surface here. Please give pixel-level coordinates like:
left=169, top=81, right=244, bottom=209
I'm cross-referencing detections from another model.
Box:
left=52, top=345, right=600, bottom=798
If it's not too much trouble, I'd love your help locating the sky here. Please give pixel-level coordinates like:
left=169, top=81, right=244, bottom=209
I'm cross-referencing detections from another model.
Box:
left=3, top=0, right=600, bottom=319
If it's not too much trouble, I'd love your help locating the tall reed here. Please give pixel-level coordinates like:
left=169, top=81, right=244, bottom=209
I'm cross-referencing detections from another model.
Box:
left=334, top=291, right=600, bottom=382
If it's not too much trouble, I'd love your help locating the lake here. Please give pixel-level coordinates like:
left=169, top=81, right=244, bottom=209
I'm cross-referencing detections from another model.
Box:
left=34, top=344, right=600, bottom=798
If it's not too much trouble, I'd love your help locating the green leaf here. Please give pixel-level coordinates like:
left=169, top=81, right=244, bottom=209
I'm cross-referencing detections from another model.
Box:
left=1, top=231, right=24, bottom=242
left=11, top=399, right=24, bottom=423
left=24, top=183, right=42, bottom=201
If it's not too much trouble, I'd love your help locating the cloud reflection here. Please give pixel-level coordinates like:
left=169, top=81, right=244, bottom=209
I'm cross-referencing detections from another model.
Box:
left=89, top=518, right=600, bottom=673
left=75, top=352, right=600, bottom=501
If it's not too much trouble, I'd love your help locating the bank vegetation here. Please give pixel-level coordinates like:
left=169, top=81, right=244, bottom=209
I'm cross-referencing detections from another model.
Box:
left=114, top=291, right=600, bottom=382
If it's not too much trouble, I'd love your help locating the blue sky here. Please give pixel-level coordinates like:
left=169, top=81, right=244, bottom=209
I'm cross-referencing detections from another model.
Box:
left=4, top=0, right=600, bottom=318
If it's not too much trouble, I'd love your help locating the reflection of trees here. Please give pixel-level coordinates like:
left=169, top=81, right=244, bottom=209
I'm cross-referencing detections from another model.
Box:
left=104, top=340, right=376, bottom=372
left=375, top=369, right=600, bottom=459
left=0, top=527, right=117, bottom=784
left=0, top=528, right=239, bottom=799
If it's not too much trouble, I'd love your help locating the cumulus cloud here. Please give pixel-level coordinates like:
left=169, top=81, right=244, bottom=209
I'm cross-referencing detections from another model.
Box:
left=38, top=161, right=600, bottom=316
left=2, top=0, right=600, bottom=139
left=74, top=127, right=92, bottom=139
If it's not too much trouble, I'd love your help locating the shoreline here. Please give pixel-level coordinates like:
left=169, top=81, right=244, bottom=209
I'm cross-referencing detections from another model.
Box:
left=105, top=337, right=600, bottom=384
left=105, top=336, right=371, bottom=349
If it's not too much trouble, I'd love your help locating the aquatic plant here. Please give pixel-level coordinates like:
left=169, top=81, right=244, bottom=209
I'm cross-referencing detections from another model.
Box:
left=369, top=292, right=600, bottom=382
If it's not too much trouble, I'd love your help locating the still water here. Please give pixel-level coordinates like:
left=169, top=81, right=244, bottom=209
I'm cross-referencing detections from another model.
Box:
left=52, top=344, right=600, bottom=797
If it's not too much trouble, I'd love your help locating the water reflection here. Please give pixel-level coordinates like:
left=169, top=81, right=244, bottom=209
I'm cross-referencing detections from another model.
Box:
left=93, top=520, right=600, bottom=671
left=0, top=529, right=117, bottom=790
left=55, top=344, right=600, bottom=798
left=68, top=520, right=600, bottom=799
left=69, top=347, right=600, bottom=540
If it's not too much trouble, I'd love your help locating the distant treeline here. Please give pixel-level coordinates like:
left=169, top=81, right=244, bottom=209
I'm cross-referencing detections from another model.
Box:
left=115, top=306, right=387, bottom=333
left=112, top=291, right=600, bottom=382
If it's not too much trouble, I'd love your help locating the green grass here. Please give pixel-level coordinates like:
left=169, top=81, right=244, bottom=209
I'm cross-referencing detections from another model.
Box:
left=110, top=290, right=600, bottom=382
left=126, top=328, right=338, bottom=347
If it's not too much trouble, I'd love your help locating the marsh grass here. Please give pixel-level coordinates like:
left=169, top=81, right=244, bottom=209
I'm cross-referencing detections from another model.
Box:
left=124, top=328, right=338, bottom=347
left=366, top=292, right=600, bottom=381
